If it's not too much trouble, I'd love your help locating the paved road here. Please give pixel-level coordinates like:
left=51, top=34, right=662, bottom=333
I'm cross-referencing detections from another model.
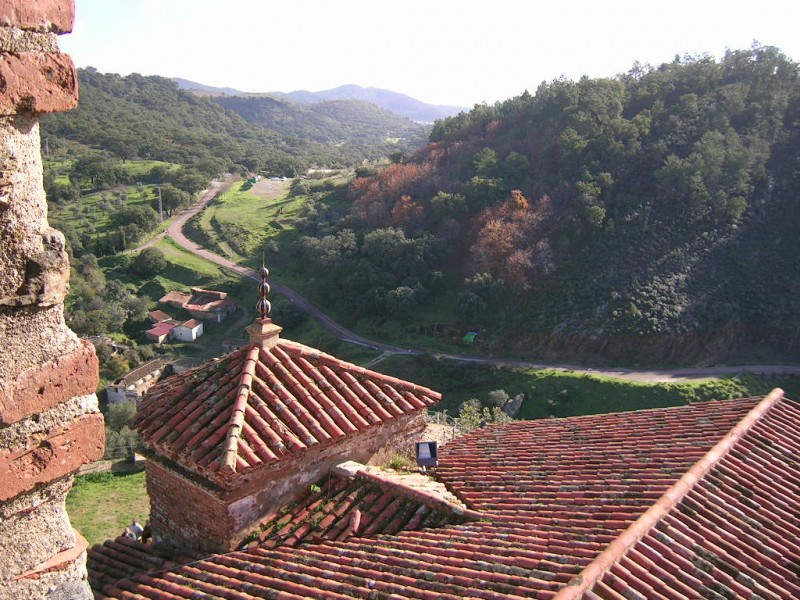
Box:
left=164, top=182, right=800, bottom=383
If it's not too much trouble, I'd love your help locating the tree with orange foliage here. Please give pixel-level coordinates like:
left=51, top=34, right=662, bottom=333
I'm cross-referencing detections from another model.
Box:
left=391, top=195, right=424, bottom=227
left=349, top=162, right=435, bottom=228
left=469, top=191, right=552, bottom=291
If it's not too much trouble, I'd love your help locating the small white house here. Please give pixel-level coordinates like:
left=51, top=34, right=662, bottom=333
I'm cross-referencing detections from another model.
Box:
left=172, top=319, right=204, bottom=342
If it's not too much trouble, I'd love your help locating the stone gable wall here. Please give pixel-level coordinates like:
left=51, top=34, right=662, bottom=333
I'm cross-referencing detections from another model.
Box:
left=148, top=412, right=427, bottom=554
left=0, top=2, right=104, bottom=598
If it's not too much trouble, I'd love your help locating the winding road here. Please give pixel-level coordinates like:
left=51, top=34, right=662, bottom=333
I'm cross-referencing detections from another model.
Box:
left=162, top=180, right=800, bottom=383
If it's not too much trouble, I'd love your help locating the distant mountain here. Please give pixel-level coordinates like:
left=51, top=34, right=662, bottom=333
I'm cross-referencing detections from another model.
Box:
left=271, top=85, right=467, bottom=124
left=173, top=78, right=466, bottom=123
left=172, top=78, right=246, bottom=97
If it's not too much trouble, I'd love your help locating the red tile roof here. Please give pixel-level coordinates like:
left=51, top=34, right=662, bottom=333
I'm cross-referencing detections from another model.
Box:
left=564, top=388, right=800, bottom=600
left=145, top=322, right=176, bottom=339
left=87, top=536, right=199, bottom=592
left=148, top=310, right=172, bottom=323
left=158, top=291, right=191, bottom=308
left=98, top=391, right=800, bottom=599
left=250, top=467, right=480, bottom=550
left=135, top=341, right=440, bottom=485
left=177, top=319, right=202, bottom=329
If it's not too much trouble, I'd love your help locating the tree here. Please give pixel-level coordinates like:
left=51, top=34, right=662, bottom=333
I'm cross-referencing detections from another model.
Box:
left=455, top=400, right=514, bottom=434
left=155, top=183, right=190, bottom=217
left=131, top=247, right=167, bottom=277
left=473, top=148, right=499, bottom=178
left=488, top=389, right=510, bottom=407
left=386, top=286, right=417, bottom=323
left=106, top=401, right=137, bottom=432
left=110, top=205, right=160, bottom=248
left=69, top=154, right=118, bottom=189
left=430, top=191, right=468, bottom=222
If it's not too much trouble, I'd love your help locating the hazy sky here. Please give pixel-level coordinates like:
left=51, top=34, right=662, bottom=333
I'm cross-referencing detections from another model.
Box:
left=61, top=0, right=799, bottom=108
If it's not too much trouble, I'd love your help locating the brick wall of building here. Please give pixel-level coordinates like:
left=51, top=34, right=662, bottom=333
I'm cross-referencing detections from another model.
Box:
left=0, top=2, right=104, bottom=598
left=149, top=412, right=427, bottom=554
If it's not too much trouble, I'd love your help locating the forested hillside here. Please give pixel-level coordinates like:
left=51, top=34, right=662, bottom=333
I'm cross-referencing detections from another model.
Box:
left=213, top=95, right=427, bottom=148
left=291, top=45, right=800, bottom=364
left=41, top=68, right=421, bottom=174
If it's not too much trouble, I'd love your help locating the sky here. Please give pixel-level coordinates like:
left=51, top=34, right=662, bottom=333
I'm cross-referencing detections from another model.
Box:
left=61, top=0, right=800, bottom=108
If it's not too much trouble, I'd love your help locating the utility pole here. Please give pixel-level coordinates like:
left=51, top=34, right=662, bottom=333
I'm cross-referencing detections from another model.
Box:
left=157, top=185, right=163, bottom=221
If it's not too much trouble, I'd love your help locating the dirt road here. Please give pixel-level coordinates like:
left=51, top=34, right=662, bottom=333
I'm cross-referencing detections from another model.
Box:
left=164, top=181, right=800, bottom=383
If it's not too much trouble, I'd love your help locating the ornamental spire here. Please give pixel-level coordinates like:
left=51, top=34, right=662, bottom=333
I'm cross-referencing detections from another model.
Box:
left=246, top=257, right=282, bottom=349
left=255, top=263, right=272, bottom=319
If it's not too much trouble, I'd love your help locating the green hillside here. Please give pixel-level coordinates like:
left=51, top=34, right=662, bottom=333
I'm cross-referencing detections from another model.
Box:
left=213, top=95, right=427, bottom=148
left=40, top=69, right=419, bottom=174
left=287, top=45, right=800, bottom=365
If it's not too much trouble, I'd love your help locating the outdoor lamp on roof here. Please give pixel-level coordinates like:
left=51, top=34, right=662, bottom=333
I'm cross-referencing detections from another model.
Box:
left=416, top=441, right=438, bottom=471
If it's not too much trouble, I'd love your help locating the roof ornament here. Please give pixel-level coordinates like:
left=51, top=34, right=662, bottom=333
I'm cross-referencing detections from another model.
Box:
left=255, top=260, right=272, bottom=319
left=246, top=255, right=282, bottom=349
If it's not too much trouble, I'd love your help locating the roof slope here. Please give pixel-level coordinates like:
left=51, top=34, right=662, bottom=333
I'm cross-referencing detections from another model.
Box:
left=136, top=341, right=440, bottom=484
left=98, top=392, right=800, bottom=599
left=87, top=537, right=200, bottom=592
left=575, top=390, right=800, bottom=600
left=251, top=466, right=480, bottom=550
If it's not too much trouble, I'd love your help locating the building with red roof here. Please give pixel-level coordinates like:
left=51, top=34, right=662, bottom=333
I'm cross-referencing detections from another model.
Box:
left=134, top=267, right=440, bottom=554
left=88, top=263, right=800, bottom=599
left=171, top=318, right=203, bottom=342
left=90, top=386, right=800, bottom=599
left=159, top=288, right=240, bottom=323
left=144, top=321, right=176, bottom=345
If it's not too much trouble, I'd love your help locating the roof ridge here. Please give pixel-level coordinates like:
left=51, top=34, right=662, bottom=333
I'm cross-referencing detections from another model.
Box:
left=356, top=469, right=483, bottom=521
left=552, top=387, right=786, bottom=600
left=279, top=340, right=442, bottom=399
left=220, top=345, right=261, bottom=472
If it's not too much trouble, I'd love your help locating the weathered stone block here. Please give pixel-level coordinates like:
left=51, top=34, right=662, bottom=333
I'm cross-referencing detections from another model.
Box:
left=0, top=475, right=74, bottom=576
left=0, top=113, right=48, bottom=293
left=0, top=305, right=81, bottom=380
left=0, top=339, right=98, bottom=425
left=0, top=227, right=71, bottom=309
left=0, top=29, right=59, bottom=54
left=1, top=549, right=92, bottom=600
left=0, top=412, right=104, bottom=501
left=0, top=0, right=75, bottom=34
left=0, top=51, right=78, bottom=115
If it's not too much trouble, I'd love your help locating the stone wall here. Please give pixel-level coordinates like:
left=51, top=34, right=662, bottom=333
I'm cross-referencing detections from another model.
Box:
left=0, top=2, right=105, bottom=598
left=148, top=412, right=428, bottom=554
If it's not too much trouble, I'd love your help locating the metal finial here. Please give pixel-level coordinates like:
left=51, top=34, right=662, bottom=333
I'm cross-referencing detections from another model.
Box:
left=255, top=261, right=271, bottom=319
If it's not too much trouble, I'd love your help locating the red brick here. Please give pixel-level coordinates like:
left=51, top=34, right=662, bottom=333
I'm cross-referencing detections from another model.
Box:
left=0, top=0, right=75, bottom=33
left=0, top=412, right=105, bottom=501
left=0, top=51, right=78, bottom=115
left=0, top=339, right=98, bottom=425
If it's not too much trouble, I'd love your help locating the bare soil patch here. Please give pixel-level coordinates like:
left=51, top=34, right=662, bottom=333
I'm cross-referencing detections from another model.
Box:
left=250, top=178, right=290, bottom=202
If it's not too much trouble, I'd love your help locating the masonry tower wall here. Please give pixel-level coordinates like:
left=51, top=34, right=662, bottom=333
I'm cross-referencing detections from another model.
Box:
left=0, top=2, right=105, bottom=597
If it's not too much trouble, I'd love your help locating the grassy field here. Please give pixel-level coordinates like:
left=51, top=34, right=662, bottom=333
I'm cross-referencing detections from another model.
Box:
left=66, top=471, right=149, bottom=546
left=188, top=179, right=301, bottom=266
